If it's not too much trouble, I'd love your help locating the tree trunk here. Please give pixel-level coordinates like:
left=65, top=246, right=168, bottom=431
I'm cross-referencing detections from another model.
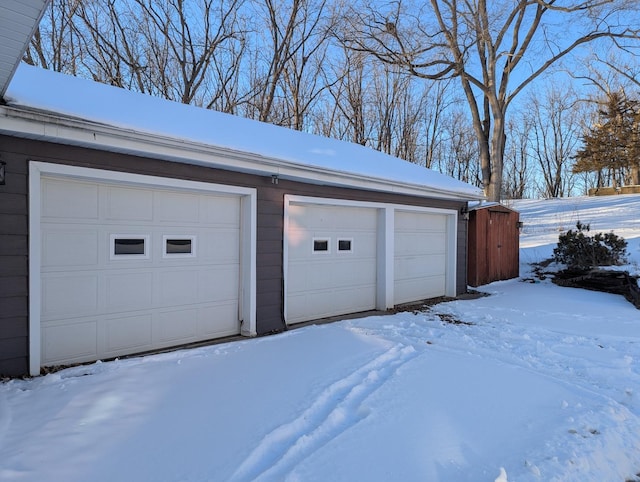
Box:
left=488, top=114, right=506, bottom=202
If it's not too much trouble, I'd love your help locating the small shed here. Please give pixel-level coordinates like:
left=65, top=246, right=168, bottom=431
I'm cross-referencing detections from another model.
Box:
left=467, top=203, right=520, bottom=287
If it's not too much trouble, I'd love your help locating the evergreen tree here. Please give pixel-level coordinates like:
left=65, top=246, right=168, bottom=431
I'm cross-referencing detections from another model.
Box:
left=573, top=92, right=640, bottom=188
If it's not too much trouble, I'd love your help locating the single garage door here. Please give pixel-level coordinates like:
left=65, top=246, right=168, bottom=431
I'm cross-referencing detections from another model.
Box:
left=394, top=210, right=448, bottom=305
left=40, top=175, right=242, bottom=366
left=286, top=202, right=377, bottom=324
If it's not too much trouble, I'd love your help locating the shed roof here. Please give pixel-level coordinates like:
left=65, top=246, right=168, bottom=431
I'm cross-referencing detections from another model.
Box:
left=469, top=202, right=519, bottom=213
left=1, top=63, right=483, bottom=200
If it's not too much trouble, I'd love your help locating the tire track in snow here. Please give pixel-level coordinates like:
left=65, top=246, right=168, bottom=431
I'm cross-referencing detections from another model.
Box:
left=230, top=344, right=417, bottom=481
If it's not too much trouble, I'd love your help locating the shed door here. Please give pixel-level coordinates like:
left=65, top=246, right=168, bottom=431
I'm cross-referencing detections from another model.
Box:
left=286, top=203, right=377, bottom=324
left=40, top=176, right=241, bottom=366
left=394, top=211, right=448, bottom=304
left=487, top=210, right=519, bottom=281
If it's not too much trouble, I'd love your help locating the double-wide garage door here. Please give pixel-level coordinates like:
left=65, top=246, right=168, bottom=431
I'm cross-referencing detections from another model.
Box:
left=285, top=199, right=452, bottom=324
left=40, top=175, right=242, bottom=366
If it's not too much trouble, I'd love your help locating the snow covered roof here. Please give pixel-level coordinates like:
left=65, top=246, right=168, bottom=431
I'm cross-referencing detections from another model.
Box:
left=468, top=201, right=519, bottom=212
left=1, top=64, right=484, bottom=200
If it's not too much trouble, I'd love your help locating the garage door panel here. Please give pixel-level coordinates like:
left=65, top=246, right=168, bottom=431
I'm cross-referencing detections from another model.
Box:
left=290, top=204, right=332, bottom=229
left=43, top=321, right=97, bottom=364
left=42, top=178, right=99, bottom=220
left=200, top=229, right=239, bottom=262
left=42, top=228, right=99, bottom=268
left=289, top=259, right=374, bottom=293
left=394, top=211, right=449, bottom=305
left=395, top=232, right=447, bottom=256
left=289, top=205, right=376, bottom=231
left=287, top=284, right=376, bottom=323
left=338, top=260, right=376, bottom=287
left=287, top=263, right=309, bottom=292
left=198, top=268, right=239, bottom=303
left=106, top=186, right=153, bottom=221
left=158, top=270, right=199, bottom=306
left=156, top=191, right=200, bottom=223
left=395, top=211, right=447, bottom=231
left=156, top=309, right=198, bottom=343
left=286, top=292, right=330, bottom=322
left=332, top=285, right=375, bottom=312
left=288, top=232, right=378, bottom=259
left=395, top=277, right=445, bottom=303
left=395, top=255, right=446, bottom=280
left=286, top=227, right=308, bottom=251
left=341, top=232, right=377, bottom=257
left=39, top=175, right=244, bottom=367
left=42, top=274, right=99, bottom=319
left=202, top=196, right=241, bottom=225
left=104, top=314, right=153, bottom=354
left=286, top=202, right=377, bottom=324
left=198, top=303, right=239, bottom=337
left=286, top=293, right=314, bottom=322
left=106, top=272, right=154, bottom=312
left=334, top=210, right=377, bottom=230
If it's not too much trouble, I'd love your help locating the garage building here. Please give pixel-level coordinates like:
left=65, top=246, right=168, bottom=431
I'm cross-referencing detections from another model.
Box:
left=0, top=3, right=483, bottom=376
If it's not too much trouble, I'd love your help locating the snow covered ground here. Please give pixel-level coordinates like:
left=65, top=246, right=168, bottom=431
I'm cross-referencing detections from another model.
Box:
left=1, top=194, right=639, bottom=482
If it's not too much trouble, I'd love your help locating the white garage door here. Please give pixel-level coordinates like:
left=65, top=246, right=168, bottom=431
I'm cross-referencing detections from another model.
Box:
left=40, top=175, right=241, bottom=366
left=394, top=210, right=448, bottom=305
left=286, top=202, right=377, bottom=324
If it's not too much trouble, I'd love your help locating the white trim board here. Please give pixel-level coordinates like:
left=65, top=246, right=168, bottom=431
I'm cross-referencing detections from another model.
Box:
left=28, top=161, right=257, bottom=375
left=282, top=195, right=458, bottom=324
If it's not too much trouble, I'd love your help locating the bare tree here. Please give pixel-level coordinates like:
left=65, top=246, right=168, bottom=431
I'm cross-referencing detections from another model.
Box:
left=132, top=0, right=246, bottom=106
left=25, top=0, right=82, bottom=74
left=343, top=0, right=640, bottom=200
left=503, top=117, right=532, bottom=199
left=28, top=0, right=248, bottom=110
left=246, top=0, right=333, bottom=126
left=527, top=84, right=583, bottom=197
left=438, top=110, right=480, bottom=185
left=322, top=47, right=371, bottom=145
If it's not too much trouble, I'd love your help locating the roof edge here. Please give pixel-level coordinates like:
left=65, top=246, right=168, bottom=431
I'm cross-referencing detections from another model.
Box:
left=0, top=104, right=484, bottom=201
left=0, top=1, right=51, bottom=99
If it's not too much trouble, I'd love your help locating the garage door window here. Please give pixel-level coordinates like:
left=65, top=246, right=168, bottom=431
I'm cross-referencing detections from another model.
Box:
left=110, top=234, right=149, bottom=259
left=337, top=238, right=353, bottom=253
left=163, top=235, right=196, bottom=258
left=313, top=238, right=330, bottom=253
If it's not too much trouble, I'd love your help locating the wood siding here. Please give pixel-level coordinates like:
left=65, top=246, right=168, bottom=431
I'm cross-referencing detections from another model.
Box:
left=0, top=137, right=29, bottom=376
left=0, top=135, right=469, bottom=375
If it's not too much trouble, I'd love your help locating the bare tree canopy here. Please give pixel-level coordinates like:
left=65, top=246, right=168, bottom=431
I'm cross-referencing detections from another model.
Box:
left=24, top=0, right=640, bottom=200
left=343, top=0, right=640, bottom=200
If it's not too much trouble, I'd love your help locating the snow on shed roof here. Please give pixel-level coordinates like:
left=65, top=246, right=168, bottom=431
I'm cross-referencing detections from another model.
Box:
left=3, top=64, right=483, bottom=200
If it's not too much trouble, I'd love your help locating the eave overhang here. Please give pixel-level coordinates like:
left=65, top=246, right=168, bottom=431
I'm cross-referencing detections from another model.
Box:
left=0, top=104, right=484, bottom=202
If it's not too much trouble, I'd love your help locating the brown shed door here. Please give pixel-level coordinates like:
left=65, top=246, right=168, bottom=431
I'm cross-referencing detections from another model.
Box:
left=487, top=210, right=519, bottom=281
